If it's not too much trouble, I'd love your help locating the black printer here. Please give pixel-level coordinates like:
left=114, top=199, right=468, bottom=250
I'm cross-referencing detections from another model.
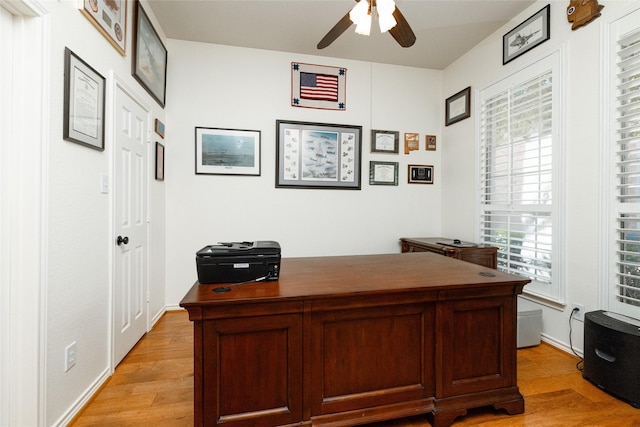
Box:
left=196, top=241, right=281, bottom=284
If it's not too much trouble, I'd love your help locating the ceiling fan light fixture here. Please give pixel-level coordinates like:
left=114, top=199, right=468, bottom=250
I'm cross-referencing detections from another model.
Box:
left=377, top=10, right=397, bottom=33
left=354, top=15, right=372, bottom=35
left=376, top=0, right=397, bottom=32
left=350, top=0, right=372, bottom=35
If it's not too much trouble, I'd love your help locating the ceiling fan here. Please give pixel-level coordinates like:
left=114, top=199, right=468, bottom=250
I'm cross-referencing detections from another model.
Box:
left=317, top=0, right=416, bottom=49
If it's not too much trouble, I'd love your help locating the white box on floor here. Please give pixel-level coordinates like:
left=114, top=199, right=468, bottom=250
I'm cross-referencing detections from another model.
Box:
left=517, top=296, right=542, bottom=348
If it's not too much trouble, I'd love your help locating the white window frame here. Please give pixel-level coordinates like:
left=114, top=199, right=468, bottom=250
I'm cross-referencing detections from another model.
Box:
left=603, top=5, right=640, bottom=321
left=477, top=48, right=565, bottom=304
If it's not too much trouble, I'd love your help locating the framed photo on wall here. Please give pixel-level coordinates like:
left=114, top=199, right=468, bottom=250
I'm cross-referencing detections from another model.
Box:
left=276, top=120, right=362, bottom=189
left=155, top=142, right=165, bottom=181
left=426, top=135, right=437, bottom=151
left=404, top=132, right=419, bottom=154
left=132, top=0, right=167, bottom=107
left=445, top=86, right=471, bottom=126
left=195, top=127, right=261, bottom=176
left=81, top=0, right=127, bottom=55
left=503, top=5, right=550, bottom=65
left=63, top=47, right=105, bottom=151
left=408, top=164, right=433, bottom=184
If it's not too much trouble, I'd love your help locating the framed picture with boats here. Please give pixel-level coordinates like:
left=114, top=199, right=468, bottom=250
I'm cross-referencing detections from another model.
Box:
left=195, top=127, right=261, bottom=176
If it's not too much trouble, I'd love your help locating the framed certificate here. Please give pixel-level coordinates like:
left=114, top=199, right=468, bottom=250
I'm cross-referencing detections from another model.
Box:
left=371, top=130, right=399, bottom=153
left=63, top=47, right=105, bottom=151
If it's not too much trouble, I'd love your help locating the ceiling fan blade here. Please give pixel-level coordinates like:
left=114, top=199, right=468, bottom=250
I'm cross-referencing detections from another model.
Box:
left=317, top=12, right=353, bottom=49
left=388, top=6, right=416, bottom=47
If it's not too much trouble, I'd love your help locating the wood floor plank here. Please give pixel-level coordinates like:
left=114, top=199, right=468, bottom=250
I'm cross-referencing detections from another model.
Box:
left=70, top=310, right=640, bottom=426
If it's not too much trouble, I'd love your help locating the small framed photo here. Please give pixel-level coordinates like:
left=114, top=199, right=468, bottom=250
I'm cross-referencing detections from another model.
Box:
left=155, top=142, right=164, bottom=181
left=132, top=0, right=167, bottom=108
left=445, top=87, right=471, bottom=126
left=195, top=127, right=261, bottom=176
left=276, top=120, right=362, bottom=189
left=408, top=165, right=433, bottom=184
left=154, top=119, right=165, bottom=138
left=63, top=47, right=105, bottom=151
left=503, top=5, right=550, bottom=65
left=369, top=161, right=398, bottom=186
left=426, top=135, right=437, bottom=151
left=371, top=130, right=399, bottom=153
left=404, top=133, right=419, bottom=154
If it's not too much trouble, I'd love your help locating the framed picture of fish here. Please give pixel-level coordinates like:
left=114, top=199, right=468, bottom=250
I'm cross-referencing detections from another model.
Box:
left=276, top=120, right=362, bottom=189
left=81, top=0, right=127, bottom=55
left=503, top=5, right=550, bottom=65
left=195, top=127, right=261, bottom=176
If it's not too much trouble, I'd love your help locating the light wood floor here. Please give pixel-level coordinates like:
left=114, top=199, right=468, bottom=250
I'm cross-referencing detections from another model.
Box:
left=71, top=310, right=640, bottom=427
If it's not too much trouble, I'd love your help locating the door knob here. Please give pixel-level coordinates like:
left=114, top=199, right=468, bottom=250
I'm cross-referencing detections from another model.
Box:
left=116, top=236, right=129, bottom=245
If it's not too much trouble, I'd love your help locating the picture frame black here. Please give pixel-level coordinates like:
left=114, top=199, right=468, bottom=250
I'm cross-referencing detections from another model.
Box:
left=369, top=161, right=398, bottom=186
left=503, top=5, right=550, bottom=65
left=63, top=47, right=105, bottom=151
left=195, top=127, right=261, bottom=176
left=155, top=142, right=164, bottom=181
left=445, top=86, right=471, bottom=126
left=132, top=0, right=167, bottom=108
left=371, top=130, right=399, bottom=153
left=408, top=164, right=433, bottom=184
left=276, top=120, right=362, bottom=189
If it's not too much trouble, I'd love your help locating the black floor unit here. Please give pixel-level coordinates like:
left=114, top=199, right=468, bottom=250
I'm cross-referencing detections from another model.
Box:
left=583, top=310, right=640, bottom=408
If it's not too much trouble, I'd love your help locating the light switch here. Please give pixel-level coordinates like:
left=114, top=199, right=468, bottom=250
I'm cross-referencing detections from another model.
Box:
left=101, top=174, right=109, bottom=194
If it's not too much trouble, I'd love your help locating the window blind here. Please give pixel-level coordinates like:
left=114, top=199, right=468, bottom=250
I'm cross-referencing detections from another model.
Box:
left=613, top=26, right=640, bottom=309
left=480, top=70, right=554, bottom=287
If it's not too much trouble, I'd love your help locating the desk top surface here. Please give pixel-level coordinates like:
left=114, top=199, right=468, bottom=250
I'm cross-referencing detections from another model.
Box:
left=400, top=237, right=497, bottom=249
left=180, top=252, right=529, bottom=308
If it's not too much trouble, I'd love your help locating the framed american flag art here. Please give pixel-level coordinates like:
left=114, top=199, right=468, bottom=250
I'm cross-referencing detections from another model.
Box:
left=291, top=62, right=346, bottom=110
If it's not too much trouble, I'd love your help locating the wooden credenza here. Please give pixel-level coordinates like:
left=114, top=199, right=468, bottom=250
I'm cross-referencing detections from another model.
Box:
left=400, top=237, right=498, bottom=269
left=180, top=253, right=529, bottom=427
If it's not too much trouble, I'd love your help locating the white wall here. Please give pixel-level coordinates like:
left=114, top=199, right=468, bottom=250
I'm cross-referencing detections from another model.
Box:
left=441, top=0, right=640, bottom=353
left=164, top=40, right=443, bottom=305
left=44, top=1, right=167, bottom=425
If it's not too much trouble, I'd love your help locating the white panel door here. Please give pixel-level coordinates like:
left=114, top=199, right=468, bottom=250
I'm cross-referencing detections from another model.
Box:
left=114, top=84, right=149, bottom=366
left=0, top=6, right=13, bottom=425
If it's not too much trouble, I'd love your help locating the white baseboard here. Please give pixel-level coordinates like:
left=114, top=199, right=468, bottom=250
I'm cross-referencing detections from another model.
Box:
left=150, top=305, right=166, bottom=328
left=541, top=333, right=583, bottom=358
left=53, top=367, right=110, bottom=427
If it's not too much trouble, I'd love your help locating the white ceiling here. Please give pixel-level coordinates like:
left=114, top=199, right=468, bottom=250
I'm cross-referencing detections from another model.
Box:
left=146, top=0, right=536, bottom=70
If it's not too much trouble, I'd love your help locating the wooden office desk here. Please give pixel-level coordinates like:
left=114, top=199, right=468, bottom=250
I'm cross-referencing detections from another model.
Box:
left=400, top=237, right=498, bottom=269
left=180, top=253, right=529, bottom=427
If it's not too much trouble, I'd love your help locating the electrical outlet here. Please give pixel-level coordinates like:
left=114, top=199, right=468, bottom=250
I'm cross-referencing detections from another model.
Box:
left=570, top=303, right=585, bottom=322
left=65, top=341, right=77, bottom=372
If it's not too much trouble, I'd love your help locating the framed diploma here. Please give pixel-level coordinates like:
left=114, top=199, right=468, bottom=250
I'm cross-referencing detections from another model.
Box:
left=445, top=86, right=471, bottom=126
left=371, top=130, right=399, bottom=153
left=369, top=161, right=399, bottom=186
left=63, top=47, right=105, bottom=151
